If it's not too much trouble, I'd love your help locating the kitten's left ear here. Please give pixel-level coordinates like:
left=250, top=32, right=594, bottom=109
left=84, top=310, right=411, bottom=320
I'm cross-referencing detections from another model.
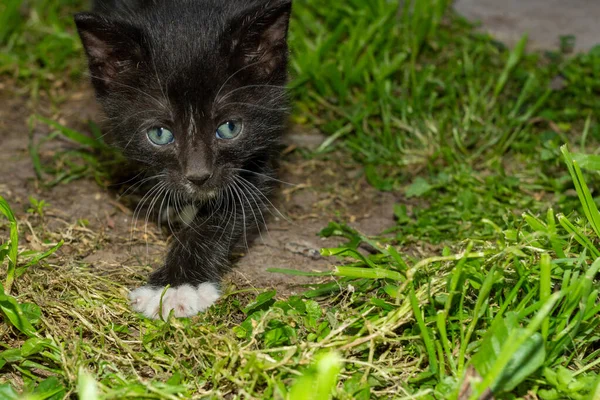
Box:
left=230, top=0, right=292, bottom=77
left=74, top=12, right=145, bottom=94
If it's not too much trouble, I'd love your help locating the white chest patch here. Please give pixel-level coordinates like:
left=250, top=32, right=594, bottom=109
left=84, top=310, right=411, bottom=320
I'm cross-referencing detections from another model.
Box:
left=159, top=204, right=198, bottom=226
left=179, top=204, right=198, bottom=226
left=129, top=282, right=220, bottom=319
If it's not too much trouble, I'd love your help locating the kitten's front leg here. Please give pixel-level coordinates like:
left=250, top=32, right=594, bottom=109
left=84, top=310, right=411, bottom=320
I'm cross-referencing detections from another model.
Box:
left=129, top=214, right=236, bottom=319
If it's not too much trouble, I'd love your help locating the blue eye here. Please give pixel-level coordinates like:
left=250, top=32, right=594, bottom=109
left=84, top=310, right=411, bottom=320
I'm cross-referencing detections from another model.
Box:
left=216, top=120, right=243, bottom=139
left=147, top=127, right=174, bottom=146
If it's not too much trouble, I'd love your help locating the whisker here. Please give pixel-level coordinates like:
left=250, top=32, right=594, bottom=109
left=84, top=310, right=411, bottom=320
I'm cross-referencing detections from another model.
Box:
left=140, top=183, right=165, bottom=233
left=117, top=173, right=167, bottom=200
left=165, top=190, right=189, bottom=255
left=87, top=72, right=170, bottom=112
left=234, top=176, right=270, bottom=244
left=131, top=180, right=164, bottom=232
left=96, top=108, right=161, bottom=141
left=130, top=181, right=166, bottom=253
left=217, top=84, right=287, bottom=105
left=109, top=170, right=146, bottom=187
left=156, top=185, right=170, bottom=231
left=123, top=126, right=145, bottom=150
left=218, top=186, right=236, bottom=244
left=230, top=183, right=249, bottom=251
left=212, top=59, right=271, bottom=110
left=233, top=177, right=264, bottom=244
left=237, top=175, right=291, bottom=223
left=234, top=178, right=272, bottom=217
left=218, top=102, right=290, bottom=112
left=230, top=168, right=296, bottom=186
left=144, top=184, right=168, bottom=242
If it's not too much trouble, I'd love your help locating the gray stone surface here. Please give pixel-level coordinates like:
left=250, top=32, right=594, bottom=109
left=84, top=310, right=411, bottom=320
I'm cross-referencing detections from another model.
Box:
left=454, top=0, right=600, bottom=52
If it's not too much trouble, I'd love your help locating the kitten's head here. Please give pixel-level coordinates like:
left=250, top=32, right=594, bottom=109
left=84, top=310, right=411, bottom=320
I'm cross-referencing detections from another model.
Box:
left=75, top=0, right=291, bottom=200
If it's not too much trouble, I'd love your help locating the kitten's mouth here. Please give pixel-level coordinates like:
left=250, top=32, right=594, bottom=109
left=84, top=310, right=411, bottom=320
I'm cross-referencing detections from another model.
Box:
left=195, top=189, right=218, bottom=201
left=181, top=181, right=219, bottom=202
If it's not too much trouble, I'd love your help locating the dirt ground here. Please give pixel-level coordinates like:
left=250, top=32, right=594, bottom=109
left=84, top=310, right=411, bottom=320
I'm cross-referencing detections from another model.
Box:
left=454, top=0, right=600, bottom=52
left=0, top=85, right=399, bottom=296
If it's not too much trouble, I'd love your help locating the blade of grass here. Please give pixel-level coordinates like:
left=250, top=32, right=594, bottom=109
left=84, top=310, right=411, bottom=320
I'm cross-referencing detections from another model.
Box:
left=539, top=254, right=551, bottom=341
left=334, top=266, right=404, bottom=281
left=561, top=145, right=600, bottom=240
left=493, top=35, right=528, bottom=98
left=35, top=116, right=107, bottom=150
left=409, top=283, right=438, bottom=375
left=557, top=214, right=600, bottom=258
left=0, top=195, right=18, bottom=294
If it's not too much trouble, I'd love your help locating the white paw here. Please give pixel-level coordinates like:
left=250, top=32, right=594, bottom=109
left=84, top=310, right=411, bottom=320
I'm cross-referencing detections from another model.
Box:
left=129, top=282, right=220, bottom=319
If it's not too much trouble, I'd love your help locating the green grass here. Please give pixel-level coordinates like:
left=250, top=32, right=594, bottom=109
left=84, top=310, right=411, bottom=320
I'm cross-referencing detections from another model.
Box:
left=0, top=0, right=84, bottom=100
left=2, top=0, right=600, bottom=399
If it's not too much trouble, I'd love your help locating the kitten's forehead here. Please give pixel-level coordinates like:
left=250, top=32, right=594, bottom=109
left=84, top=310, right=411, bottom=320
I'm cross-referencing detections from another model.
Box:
left=159, top=57, right=263, bottom=119
left=187, top=106, right=197, bottom=136
left=141, top=2, right=237, bottom=73
left=140, top=0, right=289, bottom=94
left=148, top=43, right=236, bottom=109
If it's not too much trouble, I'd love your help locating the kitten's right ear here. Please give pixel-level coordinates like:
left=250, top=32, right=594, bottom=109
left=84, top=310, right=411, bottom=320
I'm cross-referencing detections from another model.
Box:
left=229, top=0, right=292, bottom=78
left=74, top=12, right=145, bottom=94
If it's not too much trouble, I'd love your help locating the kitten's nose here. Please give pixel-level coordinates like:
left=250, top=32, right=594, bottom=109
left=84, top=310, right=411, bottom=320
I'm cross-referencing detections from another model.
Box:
left=186, top=171, right=213, bottom=187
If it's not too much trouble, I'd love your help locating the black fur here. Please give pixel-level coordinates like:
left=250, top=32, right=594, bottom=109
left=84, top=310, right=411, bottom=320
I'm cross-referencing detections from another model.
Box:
left=75, top=0, right=291, bottom=287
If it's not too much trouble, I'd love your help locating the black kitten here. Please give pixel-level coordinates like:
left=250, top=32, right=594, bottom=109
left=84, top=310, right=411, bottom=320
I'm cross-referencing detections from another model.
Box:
left=74, top=0, right=291, bottom=318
